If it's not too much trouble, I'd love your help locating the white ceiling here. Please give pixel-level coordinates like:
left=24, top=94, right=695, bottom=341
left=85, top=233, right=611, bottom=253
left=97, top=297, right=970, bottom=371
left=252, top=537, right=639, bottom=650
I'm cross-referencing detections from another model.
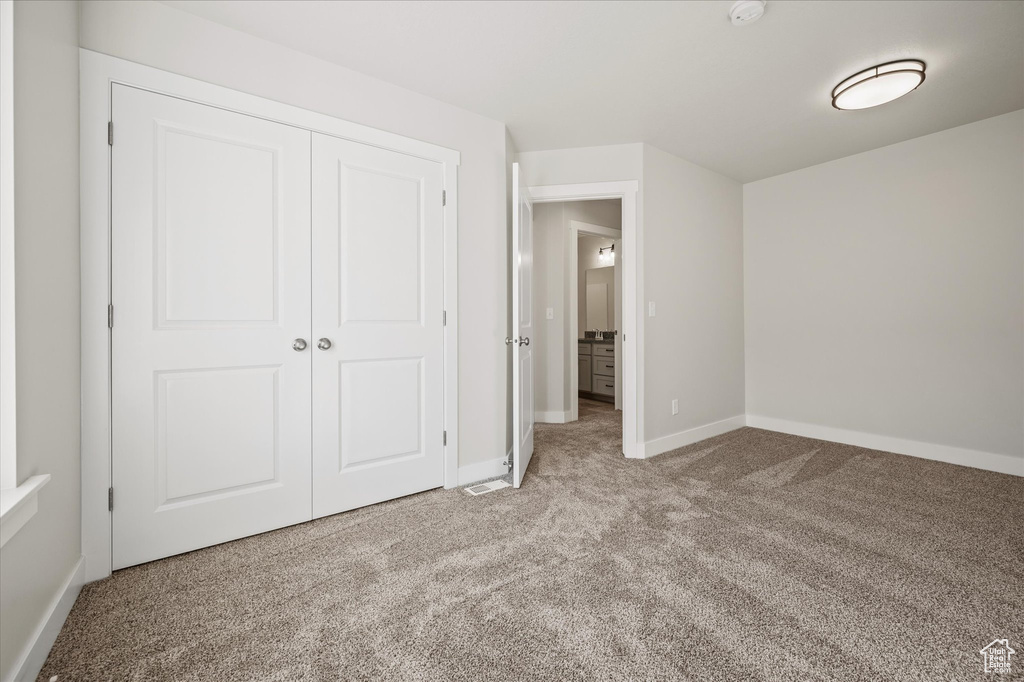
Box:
left=160, top=0, right=1024, bottom=182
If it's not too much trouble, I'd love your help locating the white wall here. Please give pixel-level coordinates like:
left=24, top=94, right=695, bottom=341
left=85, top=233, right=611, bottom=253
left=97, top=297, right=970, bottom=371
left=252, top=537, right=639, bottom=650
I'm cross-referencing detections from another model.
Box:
left=744, top=111, right=1024, bottom=471
left=0, top=1, right=81, bottom=679
left=642, top=144, right=745, bottom=444
left=79, top=0, right=509, bottom=469
left=518, top=143, right=643, bottom=189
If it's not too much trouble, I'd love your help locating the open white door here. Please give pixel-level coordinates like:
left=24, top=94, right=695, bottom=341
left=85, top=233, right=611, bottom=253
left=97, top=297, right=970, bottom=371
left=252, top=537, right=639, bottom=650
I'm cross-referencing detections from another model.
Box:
left=512, top=163, right=534, bottom=487
left=614, top=237, right=622, bottom=410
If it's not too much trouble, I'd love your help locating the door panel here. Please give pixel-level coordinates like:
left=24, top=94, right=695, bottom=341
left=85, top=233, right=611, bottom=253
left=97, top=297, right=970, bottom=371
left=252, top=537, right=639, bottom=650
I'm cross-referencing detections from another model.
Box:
left=339, top=358, right=423, bottom=467
left=159, top=128, right=278, bottom=325
left=157, top=366, right=279, bottom=503
left=512, top=163, right=535, bottom=487
left=311, top=133, right=445, bottom=518
left=613, top=238, right=622, bottom=409
left=111, top=85, right=312, bottom=569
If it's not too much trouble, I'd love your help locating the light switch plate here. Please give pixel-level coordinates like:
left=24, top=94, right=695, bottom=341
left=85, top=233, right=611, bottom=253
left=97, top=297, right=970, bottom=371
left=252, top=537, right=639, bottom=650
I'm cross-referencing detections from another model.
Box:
left=648, top=301, right=656, bottom=317
left=671, top=399, right=679, bottom=415
left=546, top=307, right=554, bottom=320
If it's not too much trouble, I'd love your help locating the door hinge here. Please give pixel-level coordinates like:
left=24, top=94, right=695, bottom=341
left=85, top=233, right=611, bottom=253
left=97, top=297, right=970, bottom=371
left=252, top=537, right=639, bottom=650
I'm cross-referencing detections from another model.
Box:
left=108, top=303, right=114, bottom=329
left=108, top=487, right=114, bottom=511
left=442, top=190, right=446, bottom=206
left=443, top=430, right=447, bottom=446
left=107, top=121, right=113, bottom=146
left=443, top=310, right=447, bottom=326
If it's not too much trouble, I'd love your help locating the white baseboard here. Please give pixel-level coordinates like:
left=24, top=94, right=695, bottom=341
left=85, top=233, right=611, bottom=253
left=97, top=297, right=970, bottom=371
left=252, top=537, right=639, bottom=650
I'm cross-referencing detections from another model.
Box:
left=746, top=415, right=1024, bottom=477
left=6, top=556, right=84, bottom=682
left=641, top=415, right=747, bottom=459
left=457, top=451, right=510, bottom=486
left=535, top=410, right=569, bottom=424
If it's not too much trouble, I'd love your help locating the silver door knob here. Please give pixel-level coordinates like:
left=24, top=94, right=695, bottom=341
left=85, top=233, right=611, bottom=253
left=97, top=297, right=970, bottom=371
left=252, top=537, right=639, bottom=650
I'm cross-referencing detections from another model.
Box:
left=292, top=338, right=308, bottom=351
left=317, top=338, right=332, bottom=351
left=520, top=336, right=530, bottom=346
left=505, top=337, right=515, bottom=345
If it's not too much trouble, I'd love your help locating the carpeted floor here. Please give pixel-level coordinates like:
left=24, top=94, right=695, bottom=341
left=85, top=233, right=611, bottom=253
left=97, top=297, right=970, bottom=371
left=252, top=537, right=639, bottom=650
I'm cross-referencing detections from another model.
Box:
left=40, top=407, right=1022, bottom=681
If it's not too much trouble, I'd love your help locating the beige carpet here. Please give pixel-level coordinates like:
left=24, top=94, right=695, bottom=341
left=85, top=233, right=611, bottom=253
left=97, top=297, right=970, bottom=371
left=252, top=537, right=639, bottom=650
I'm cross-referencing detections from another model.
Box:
left=41, top=409, right=1022, bottom=681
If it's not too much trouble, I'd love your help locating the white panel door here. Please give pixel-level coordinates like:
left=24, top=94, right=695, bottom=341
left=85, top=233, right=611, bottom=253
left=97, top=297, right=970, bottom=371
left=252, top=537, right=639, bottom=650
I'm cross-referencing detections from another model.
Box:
left=111, top=85, right=313, bottom=569
left=614, top=237, right=622, bottom=410
left=512, top=163, right=535, bottom=488
left=311, top=133, right=445, bottom=517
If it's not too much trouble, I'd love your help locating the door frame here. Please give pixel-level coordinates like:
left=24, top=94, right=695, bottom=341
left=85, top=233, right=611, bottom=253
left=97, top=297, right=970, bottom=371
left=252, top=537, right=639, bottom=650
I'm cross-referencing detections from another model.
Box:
left=81, top=50, right=461, bottom=582
left=568, top=220, right=622, bottom=422
left=528, top=182, right=642, bottom=459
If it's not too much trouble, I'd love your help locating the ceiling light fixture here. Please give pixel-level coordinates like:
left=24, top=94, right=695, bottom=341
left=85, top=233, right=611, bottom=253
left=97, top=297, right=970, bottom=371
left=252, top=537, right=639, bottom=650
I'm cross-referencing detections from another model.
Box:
left=831, top=60, right=926, bottom=110
left=729, top=0, right=766, bottom=26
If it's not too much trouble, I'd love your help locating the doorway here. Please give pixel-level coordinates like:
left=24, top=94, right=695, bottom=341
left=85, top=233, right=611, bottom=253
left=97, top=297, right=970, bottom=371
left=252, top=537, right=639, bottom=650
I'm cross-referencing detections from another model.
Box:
left=530, top=201, right=623, bottom=437
left=510, top=177, right=641, bottom=486
left=570, top=217, right=623, bottom=421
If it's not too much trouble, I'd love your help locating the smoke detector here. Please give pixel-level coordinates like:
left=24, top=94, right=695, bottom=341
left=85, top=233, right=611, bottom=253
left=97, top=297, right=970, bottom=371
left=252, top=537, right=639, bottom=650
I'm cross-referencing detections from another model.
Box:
left=730, top=0, right=766, bottom=26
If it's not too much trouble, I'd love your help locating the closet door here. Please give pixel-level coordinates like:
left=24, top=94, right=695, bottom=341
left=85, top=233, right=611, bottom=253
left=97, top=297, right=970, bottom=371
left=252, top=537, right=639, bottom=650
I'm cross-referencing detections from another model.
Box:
left=111, top=85, right=313, bottom=568
left=311, top=133, right=445, bottom=518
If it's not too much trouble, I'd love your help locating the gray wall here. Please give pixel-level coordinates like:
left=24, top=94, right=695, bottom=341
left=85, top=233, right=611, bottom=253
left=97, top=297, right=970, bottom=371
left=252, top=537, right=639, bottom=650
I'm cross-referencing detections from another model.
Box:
left=642, top=144, right=745, bottom=442
left=744, top=111, right=1024, bottom=462
left=532, top=203, right=567, bottom=416
left=0, top=1, right=80, bottom=678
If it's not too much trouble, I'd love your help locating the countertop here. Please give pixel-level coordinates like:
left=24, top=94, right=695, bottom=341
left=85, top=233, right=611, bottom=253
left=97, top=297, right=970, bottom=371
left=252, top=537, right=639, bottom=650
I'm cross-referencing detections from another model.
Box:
left=578, top=337, right=614, bottom=344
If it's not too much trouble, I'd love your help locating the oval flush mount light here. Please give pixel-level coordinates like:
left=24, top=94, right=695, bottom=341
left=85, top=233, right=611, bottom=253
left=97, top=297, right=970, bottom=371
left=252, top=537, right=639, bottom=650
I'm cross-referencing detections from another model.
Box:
left=730, top=0, right=766, bottom=26
left=832, top=60, right=926, bottom=110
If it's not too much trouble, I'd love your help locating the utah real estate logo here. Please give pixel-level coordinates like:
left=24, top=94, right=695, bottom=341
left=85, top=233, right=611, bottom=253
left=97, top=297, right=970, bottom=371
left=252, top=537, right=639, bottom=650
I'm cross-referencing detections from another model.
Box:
left=980, top=639, right=1015, bottom=675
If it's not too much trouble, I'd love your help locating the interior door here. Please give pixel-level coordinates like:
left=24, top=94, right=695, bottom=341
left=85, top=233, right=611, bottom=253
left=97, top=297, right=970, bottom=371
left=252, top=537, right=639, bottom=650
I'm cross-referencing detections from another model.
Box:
left=111, top=85, right=313, bottom=569
left=311, top=133, right=445, bottom=517
left=614, top=237, right=622, bottom=410
left=512, top=163, right=535, bottom=487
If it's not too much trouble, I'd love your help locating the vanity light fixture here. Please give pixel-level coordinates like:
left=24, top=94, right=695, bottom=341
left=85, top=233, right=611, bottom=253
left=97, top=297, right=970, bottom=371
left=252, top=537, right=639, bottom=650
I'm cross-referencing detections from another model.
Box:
left=832, top=60, right=926, bottom=110
left=599, top=244, right=615, bottom=264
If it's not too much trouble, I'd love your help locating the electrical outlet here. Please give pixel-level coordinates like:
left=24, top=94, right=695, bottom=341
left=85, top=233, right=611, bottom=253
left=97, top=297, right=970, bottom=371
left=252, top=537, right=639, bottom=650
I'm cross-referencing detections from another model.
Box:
left=671, top=399, right=679, bottom=415
left=546, top=307, right=554, bottom=320
left=648, top=301, right=656, bottom=317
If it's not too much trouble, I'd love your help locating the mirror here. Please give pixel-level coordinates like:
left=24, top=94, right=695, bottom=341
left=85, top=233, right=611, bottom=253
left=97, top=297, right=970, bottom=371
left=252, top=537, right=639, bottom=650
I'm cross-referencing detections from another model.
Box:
left=585, top=267, right=614, bottom=330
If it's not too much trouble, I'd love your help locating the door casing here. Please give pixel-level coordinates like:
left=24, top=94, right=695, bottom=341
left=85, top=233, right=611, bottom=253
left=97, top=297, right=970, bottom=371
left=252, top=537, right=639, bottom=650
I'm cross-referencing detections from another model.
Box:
left=527, top=182, right=642, bottom=461
left=81, top=50, right=460, bottom=583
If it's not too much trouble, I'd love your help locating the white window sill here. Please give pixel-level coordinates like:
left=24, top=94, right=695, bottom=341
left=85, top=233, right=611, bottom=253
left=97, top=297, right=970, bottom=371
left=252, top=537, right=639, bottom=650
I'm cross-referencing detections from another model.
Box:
left=0, top=474, right=50, bottom=547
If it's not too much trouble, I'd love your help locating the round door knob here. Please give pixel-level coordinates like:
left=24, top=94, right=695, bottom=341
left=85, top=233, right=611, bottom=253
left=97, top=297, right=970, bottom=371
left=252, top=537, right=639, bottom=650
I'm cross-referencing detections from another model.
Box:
left=505, top=337, right=515, bottom=345
left=317, top=338, right=333, bottom=351
left=521, top=337, right=530, bottom=346
left=292, top=338, right=308, bottom=351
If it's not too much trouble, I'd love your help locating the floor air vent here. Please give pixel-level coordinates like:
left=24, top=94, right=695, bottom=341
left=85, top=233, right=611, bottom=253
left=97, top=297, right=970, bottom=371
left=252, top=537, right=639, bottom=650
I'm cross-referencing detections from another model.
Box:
left=464, top=480, right=511, bottom=496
